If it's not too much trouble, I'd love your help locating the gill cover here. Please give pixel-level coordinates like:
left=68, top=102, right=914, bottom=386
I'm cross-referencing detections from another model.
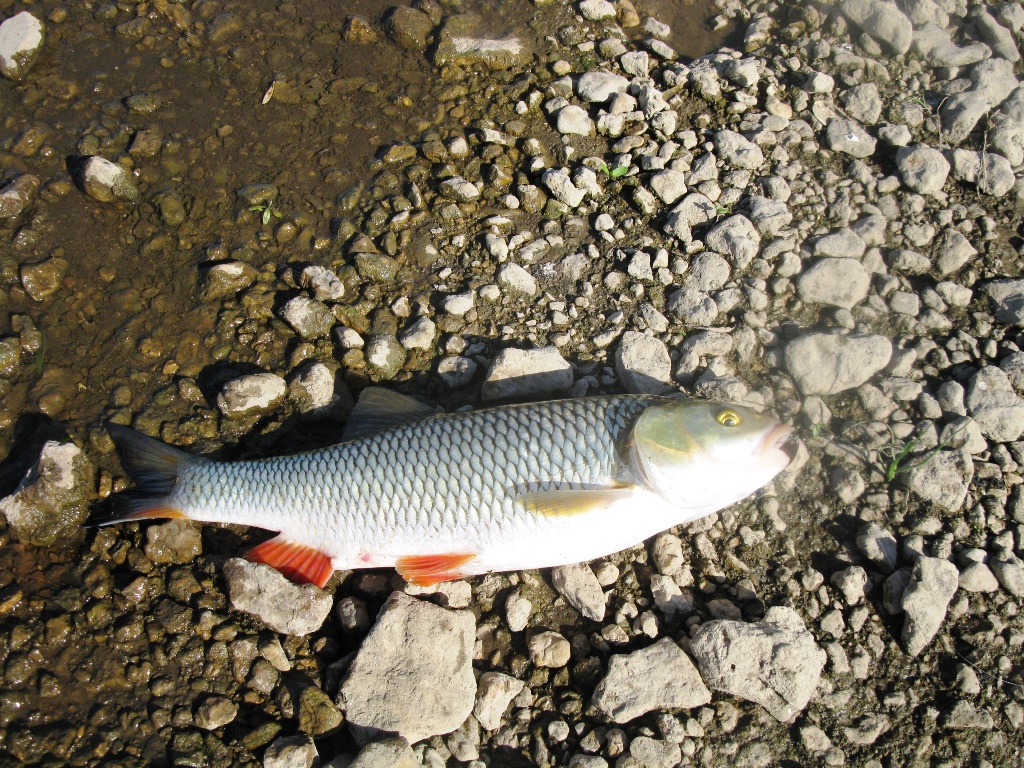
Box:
left=629, top=399, right=789, bottom=512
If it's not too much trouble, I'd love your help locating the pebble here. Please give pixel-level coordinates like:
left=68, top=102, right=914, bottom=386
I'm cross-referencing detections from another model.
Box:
left=81, top=156, right=139, bottom=203
left=201, top=261, right=258, bottom=301
left=280, top=296, right=335, bottom=340
left=713, top=130, right=764, bottom=169
left=796, top=258, right=870, bottom=309
left=482, top=346, right=573, bottom=401
left=551, top=563, right=606, bottom=621
left=298, top=685, right=343, bottom=736
left=0, top=11, right=44, bottom=80
left=615, top=331, right=672, bottom=395
left=555, top=105, right=595, bottom=136
left=442, top=291, right=475, bottom=316
left=341, top=592, right=476, bottom=744
left=703, top=215, right=761, bottom=269
left=437, top=356, right=478, bottom=388
left=0, top=173, right=40, bottom=219
left=349, top=737, right=418, bottom=768
left=690, top=606, right=826, bottom=722
left=832, top=566, right=868, bottom=605
left=223, top=558, right=332, bottom=636
left=958, top=561, right=999, bottom=593
left=528, top=631, right=571, bottom=668
left=439, top=177, right=480, bottom=202
left=576, top=70, right=629, bottom=102
left=300, top=265, right=346, bottom=302
left=855, top=523, right=898, bottom=573
left=943, top=700, right=994, bottom=730
left=905, top=449, right=974, bottom=512
left=194, top=695, right=238, bottom=730
left=648, top=170, right=688, bottom=204
left=542, top=168, right=587, bottom=207
left=895, top=146, right=950, bottom=195
left=504, top=587, right=532, bottom=631
left=263, top=734, right=317, bottom=768
left=473, top=672, right=525, bottom=731
left=365, top=335, right=407, bottom=380
left=144, top=520, right=202, bottom=565
left=965, top=366, right=1024, bottom=442
left=590, top=638, right=710, bottom=722
left=0, top=440, right=94, bottom=546
left=497, top=263, right=537, bottom=295
left=289, top=361, right=350, bottom=420
left=784, top=333, right=892, bottom=395
left=825, top=118, right=877, bottom=158
left=839, top=0, right=913, bottom=54
left=579, top=0, right=616, bottom=22
left=901, top=556, right=959, bottom=657
left=990, top=551, right=1024, bottom=597
left=398, top=316, right=436, bottom=350
left=217, top=373, right=287, bottom=418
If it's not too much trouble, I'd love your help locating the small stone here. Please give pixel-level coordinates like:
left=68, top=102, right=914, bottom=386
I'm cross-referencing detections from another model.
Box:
left=0, top=174, right=40, bottom=219
left=224, top=559, right=332, bottom=635
left=839, top=83, right=883, bottom=124
left=482, top=347, right=572, bottom=401
left=839, top=0, right=913, bottom=54
left=825, top=118, right=877, bottom=158
left=80, top=156, right=139, bottom=203
left=855, top=523, right=898, bottom=573
left=300, top=265, right=346, bottom=302
left=796, top=258, right=870, bottom=309
left=289, top=362, right=351, bottom=421
left=784, top=333, right=892, bottom=395
left=542, top=168, right=587, bottom=207
left=555, top=105, right=595, bottom=136
left=690, top=606, right=826, bottom=722
left=217, top=373, right=287, bottom=418
left=365, top=335, right=407, bottom=380
left=398, top=317, right=436, bottom=350
left=442, top=291, right=475, bottom=316
left=576, top=70, right=629, bottom=102
left=298, top=685, right=344, bottom=736
left=934, top=230, right=977, bottom=276
left=629, top=737, right=681, bottom=768
left=355, top=253, right=400, bottom=283
left=529, top=631, right=571, bottom=668
left=703, top=215, right=761, bottom=269
left=145, top=520, right=202, bottom=565
left=648, top=170, right=688, bottom=205
left=504, top=587, right=532, bottom=631
left=0, top=11, right=45, bottom=81
left=965, top=366, right=1024, bottom=442
left=590, top=638, right=711, bottom=722
left=194, top=695, right=238, bottom=730
left=0, top=441, right=94, bottom=546
left=990, top=552, right=1024, bottom=597
left=832, top=566, right=868, bottom=605
left=384, top=6, right=433, bottom=51
left=349, top=737, right=418, bottom=768
left=713, top=130, right=764, bottom=169
left=901, top=556, right=959, bottom=657
left=958, top=561, right=999, bottom=593
left=432, top=22, right=527, bottom=69
left=551, top=563, right=606, bottom=621
left=896, top=146, right=950, bottom=195
left=843, top=714, right=890, bottom=745
left=944, top=700, right=994, bottom=730
left=341, top=592, right=476, bottom=743
left=905, top=449, right=974, bottom=512
left=437, top=356, right=477, bottom=388
left=280, top=296, right=335, bottom=340
left=439, top=176, right=480, bottom=202
left=579, top=0, right=617, bottom=21
left=666, top=287, right=717, bottom=326
left=473, top=672, right=525, bottom=731
left=497, top=263, right=537, bottom=295
left=814, top=228, right=866, bottom=259
left=263, top=734, right=317, bottom=768
left=615, top=331, right=672, bottom=394
left=201, top=261, right=258, bottom=301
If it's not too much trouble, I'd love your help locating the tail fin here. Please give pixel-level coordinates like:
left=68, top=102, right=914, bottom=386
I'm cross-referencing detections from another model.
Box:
left=88, top=424, right=196, bottom=526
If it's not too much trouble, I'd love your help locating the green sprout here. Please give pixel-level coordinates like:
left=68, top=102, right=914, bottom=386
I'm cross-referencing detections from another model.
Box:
left=248, top=199, right=282, bottom=226
left=598, top=162, right=629, bottom=179
left=34, top=331, right=45, bottom=374
left=878, top=418, right=970, bottom=483
left=808, top=422, right=826, bottom=438
left=715, top=204, right=731, bottom=216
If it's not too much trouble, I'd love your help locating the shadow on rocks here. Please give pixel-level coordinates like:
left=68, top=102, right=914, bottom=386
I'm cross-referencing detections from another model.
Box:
left=0, top=412, right=69, bottom=498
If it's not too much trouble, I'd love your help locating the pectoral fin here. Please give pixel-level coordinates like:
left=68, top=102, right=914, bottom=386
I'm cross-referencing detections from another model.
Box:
left=518, top=487, right=634, bottom=517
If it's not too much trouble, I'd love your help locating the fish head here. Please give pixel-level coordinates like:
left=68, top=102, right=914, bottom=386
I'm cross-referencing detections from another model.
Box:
left=630, top=399, right=795, bottom=514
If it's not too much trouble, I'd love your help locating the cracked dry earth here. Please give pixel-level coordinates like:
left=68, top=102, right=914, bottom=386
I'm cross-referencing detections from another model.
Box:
left=1, top=0, right=1024, bottom=767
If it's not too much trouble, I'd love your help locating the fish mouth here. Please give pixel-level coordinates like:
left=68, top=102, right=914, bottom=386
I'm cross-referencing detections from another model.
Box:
left=759, top=422, right=797, bottom=463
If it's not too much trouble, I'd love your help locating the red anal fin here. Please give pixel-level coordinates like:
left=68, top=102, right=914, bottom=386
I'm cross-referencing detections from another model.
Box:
left=396, top=553, right=476, bottom=587
left=244, top=537, right=334, bottom=589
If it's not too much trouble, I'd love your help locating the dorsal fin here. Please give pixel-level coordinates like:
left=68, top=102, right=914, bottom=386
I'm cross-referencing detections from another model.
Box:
left=341, top=387, right=440, bottom=441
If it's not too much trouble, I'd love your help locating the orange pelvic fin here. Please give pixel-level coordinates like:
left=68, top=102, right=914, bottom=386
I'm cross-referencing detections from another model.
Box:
left=244, top=536, right=334, bottom=589
left=396, top=553, right=476, bottom=586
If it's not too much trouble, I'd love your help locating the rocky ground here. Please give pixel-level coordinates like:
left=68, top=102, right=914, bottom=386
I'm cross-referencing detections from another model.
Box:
left=1, top=0, right=1024, bottom=766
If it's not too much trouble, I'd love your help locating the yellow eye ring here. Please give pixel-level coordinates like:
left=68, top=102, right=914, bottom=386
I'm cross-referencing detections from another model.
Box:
left=717, top=409, right=741, bottom=427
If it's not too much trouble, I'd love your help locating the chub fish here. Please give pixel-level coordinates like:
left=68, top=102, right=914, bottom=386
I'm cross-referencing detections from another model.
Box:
left=95, top=388, right=795, bottom=588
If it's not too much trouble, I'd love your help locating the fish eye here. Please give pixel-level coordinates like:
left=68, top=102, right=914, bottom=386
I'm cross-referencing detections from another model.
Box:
left=716, top=409, right=741, bottom=427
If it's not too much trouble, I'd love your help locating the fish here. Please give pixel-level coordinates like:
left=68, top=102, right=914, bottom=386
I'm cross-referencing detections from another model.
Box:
left=94, top=388, right=795, bottom=589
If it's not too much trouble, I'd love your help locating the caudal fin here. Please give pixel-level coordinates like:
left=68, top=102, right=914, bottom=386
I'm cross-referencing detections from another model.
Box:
left=88, top=424, right=196, bottom=526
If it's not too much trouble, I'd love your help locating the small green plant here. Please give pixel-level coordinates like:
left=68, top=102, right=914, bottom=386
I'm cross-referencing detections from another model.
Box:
left=248, top=199, right=282, bottom=226
left=878, top=418, right=970, bottom=483
left=598, top=162, right=629, bottom=179
left=715, top=204, right=731, bottom=216
left=808, top=422, right=826, bottom=438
